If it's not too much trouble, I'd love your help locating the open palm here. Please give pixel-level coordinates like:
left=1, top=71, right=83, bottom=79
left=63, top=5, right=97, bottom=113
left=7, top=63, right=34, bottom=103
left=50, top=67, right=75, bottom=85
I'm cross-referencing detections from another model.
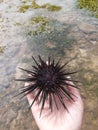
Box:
left=26, top=82, right=83, bottom=130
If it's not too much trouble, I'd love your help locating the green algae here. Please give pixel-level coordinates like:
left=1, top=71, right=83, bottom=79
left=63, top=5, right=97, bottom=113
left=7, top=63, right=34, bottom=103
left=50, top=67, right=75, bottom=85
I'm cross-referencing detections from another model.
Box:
left=0, top=46, right=5, bottom=54
left=28, top=16, right=50, bottom=36
left=40, top=3, right=62, bottom=11
left=27, top=26, right=47, bottom=36
left=19, top=0, right=62, bottom=13
left=46, top=5, right=62, bottom=11
left=14, top=22, right=22, bottom=26
left=77, top=0, right=98, bottom=18
left=47, top=5, right=61, bottom=11
left=30, top=16, right=49, bottom=25
left=19, top=4, right=30, bottom=13
left=31, top=1, right=40, bottom=9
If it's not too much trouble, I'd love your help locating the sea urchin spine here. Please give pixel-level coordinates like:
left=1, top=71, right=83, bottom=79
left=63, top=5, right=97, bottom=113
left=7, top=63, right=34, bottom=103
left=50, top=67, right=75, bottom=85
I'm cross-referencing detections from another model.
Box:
left=16, top=55, right=78, bottom=115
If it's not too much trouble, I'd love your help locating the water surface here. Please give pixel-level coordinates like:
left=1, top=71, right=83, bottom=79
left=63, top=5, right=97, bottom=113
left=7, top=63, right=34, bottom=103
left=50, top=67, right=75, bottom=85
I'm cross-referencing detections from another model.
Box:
left=0, top=0, right=98, bottom=130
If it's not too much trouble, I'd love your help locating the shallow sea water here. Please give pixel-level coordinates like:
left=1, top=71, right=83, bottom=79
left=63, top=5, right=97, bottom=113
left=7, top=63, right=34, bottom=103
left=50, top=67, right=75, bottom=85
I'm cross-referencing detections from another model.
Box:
left=0, top=0, right=98, bottom=130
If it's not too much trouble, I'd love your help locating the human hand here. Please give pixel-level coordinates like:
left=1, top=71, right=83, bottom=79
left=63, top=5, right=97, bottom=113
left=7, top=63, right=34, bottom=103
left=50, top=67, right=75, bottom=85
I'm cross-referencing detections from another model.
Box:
left=26, top=82, right=84, bottom=130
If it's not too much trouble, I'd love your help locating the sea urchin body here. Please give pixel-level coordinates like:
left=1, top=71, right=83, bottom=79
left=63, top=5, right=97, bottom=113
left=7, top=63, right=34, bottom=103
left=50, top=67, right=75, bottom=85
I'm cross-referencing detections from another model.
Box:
left=16, top=55, right=78, bottom=115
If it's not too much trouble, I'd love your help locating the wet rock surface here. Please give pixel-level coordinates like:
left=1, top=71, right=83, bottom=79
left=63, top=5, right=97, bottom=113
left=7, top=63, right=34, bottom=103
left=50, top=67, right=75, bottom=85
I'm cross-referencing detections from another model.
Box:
left=0, top=0, right=98, bottom=130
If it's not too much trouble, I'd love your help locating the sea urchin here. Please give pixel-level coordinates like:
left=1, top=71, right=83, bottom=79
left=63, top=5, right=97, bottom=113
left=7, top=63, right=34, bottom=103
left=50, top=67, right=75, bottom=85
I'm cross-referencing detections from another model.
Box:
left=16, top=55, right=78, bottom=115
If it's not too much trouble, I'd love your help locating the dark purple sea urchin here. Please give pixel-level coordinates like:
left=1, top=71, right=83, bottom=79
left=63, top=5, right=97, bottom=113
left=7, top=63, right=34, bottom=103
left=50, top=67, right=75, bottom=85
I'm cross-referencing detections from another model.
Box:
left=16, top=55, right=78, bottom=115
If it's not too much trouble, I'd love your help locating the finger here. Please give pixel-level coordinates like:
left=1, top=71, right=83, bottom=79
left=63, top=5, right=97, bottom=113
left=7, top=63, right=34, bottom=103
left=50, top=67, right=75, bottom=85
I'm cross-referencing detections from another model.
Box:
left=25, top=82, right=30, bottom=86
left=65, top=76, right=80, bottom=94
left=25, top=82, right=37, bottom=104
left=63, top=79, right=82, bottom=103
left=27, top=92, right=34, bottom=104
left=25, top=83, right=44, bottom=112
